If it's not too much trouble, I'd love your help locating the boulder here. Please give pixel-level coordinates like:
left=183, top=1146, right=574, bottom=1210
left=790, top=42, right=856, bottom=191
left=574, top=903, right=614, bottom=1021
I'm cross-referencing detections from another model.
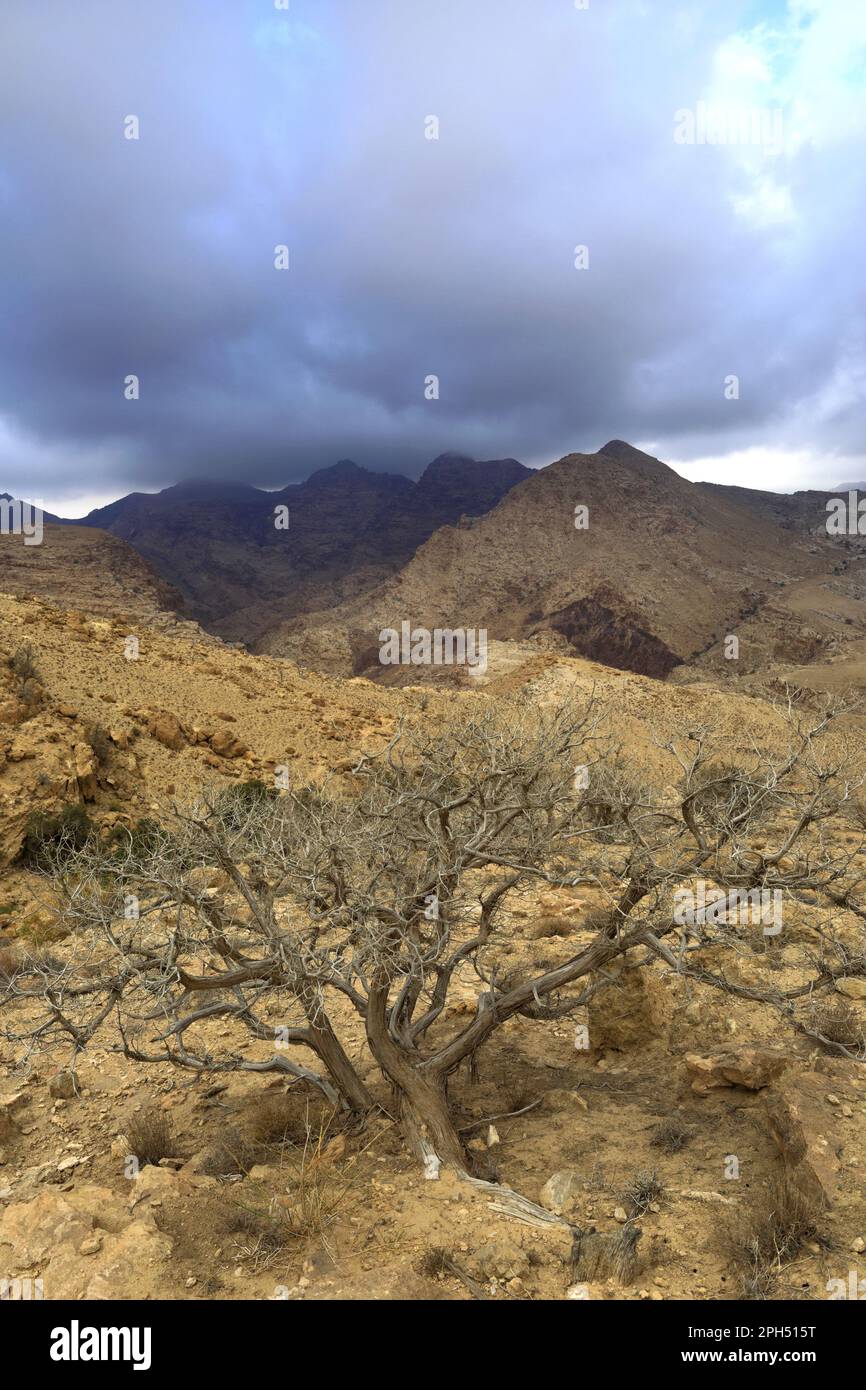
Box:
left=540, top=1168, right=583, bottom=1217
left=48, top=1071, right=78, bottom=1100
left=763, top=1072, right=841, bottom=1207
left=209, top=729, right=249, bottom=760
left=685, top=1047, right=791, bottom=1095
left=145, top=711, right=186, bottom=752
left=588, top=955, right=672, bottom=1049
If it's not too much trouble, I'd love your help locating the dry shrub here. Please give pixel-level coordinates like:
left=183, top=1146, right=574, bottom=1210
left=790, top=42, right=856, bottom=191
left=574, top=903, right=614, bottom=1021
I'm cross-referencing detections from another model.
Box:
left=0, top=947, right=19, bottom=984
left=729, top=1171, right=824, bottom=1299
left=650, top=1118, right=690, bottom=1154
left=621, top=1169, right=664, bottom=1217
left=229, top=1115, right=364, bottom=1263
left=807, top=999, right=865, bottom=1053
left=528, top=914, right=574, bottom=939
left=8, top=644, right=39, bottom=689
left=243, top=1093, right=306, bottom=1147
left=198, top=1127, right=261, bottom=1177
left=201, top=1095, right=323, bottom=1175
left=271, top=1118, right=353, bottom=1242
left=218, top=1205, right=288, bottom=1273
left=125, top=1108, right=176, bottom=1168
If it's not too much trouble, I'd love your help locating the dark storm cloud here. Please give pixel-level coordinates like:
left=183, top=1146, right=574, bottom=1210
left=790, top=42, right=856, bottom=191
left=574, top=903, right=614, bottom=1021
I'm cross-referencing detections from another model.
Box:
left=0, top=0, right=864, bottom=511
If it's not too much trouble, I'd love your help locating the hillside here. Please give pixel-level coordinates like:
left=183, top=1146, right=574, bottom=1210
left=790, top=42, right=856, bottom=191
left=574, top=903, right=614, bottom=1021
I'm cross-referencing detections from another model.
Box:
left=0, top=523, right=185, bottom=624
left=72, top=455, right=530, bottom=644
left=2, top=558, right=866, bottom=1304
left=255, top=441, right=838, bottom=680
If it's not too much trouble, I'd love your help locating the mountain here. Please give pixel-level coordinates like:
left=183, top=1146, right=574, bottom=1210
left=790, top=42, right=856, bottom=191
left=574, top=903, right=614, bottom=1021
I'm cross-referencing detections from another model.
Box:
left=695, top=480, right=866, bottom=541
left=71, top=455, right=530, bottom=643
left=254, top=441, right=841, bottom=679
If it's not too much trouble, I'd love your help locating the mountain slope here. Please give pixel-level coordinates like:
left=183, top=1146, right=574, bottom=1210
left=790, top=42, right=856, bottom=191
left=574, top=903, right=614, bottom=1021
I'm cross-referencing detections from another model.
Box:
left=255, top=441, right=835, bottom=679
left=0, top=523, right=185, bottom=624
left=72, top=455, right=530, bottom=643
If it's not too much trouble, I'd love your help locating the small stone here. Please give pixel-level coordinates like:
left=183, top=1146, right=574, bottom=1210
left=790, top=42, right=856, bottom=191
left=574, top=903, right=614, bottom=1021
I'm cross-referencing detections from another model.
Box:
left=79, top=1235, right=102, bottom=1256
left=851, top=1237, right=865, bottom=1254
left=185, top=1276, right=197, bottom=1288
left=49, top=1072, right=77, bottom=1100
left=613, top=1206, right=628, bottom=1223
left=827, top=1094, right=841, bottom=1106
left=836, top=978, right=866, bottom=1000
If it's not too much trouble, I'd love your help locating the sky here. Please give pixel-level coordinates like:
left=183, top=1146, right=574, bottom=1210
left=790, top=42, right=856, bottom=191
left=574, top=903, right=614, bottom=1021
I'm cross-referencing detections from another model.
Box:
left=0, top=0, right=864, bottom=516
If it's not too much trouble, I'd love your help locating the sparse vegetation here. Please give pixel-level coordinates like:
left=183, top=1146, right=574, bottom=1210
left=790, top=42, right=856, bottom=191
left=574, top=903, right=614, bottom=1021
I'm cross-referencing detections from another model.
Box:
left=572, top=1223, right=642, bottom=1285
left=20, top=803, right=93, bottom=868
left=125, top=1108, right=176, bottom=1168
left=8, top=643, right=39, bottom=691
left=729, top=1171, right=825, bottom=1300
left=199, top=1128, right=262, bottom=1178
left=621, top=1169, right=664, bottom=1217
left=650, top=1118, right=691, bottom=1154
left=10, top=692, right=866, bottom=1195
left=244, top=1093, right=305, bottom=1147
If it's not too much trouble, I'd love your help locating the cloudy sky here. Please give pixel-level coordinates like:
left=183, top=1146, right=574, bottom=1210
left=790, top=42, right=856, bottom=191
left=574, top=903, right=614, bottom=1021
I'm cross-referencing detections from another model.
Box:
left=1, top=0, right=864, bottom=515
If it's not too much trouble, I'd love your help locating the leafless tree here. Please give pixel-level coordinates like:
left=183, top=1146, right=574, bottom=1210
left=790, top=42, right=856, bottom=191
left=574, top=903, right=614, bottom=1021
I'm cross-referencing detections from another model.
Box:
left=3, top=691, right=865, bottom=1179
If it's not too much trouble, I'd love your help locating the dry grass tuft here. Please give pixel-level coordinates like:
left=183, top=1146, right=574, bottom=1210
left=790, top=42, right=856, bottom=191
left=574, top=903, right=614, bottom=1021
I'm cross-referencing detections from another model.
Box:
left=125, top=1109, right=177, bottom=1168
left=729, top=1171, right=824, bottom=1299
left=621, top=1169, right=664, bottom=1217
left=650, top=1118, right=691, bottom=1154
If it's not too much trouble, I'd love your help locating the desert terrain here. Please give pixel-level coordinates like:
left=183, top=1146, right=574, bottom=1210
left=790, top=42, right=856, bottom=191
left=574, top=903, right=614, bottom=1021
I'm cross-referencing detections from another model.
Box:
left=2, top=482, right=866, bottom=1306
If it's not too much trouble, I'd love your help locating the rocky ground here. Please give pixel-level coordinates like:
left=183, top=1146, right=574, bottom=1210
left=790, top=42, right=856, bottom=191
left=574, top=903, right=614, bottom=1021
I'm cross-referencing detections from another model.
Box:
left=1, top=542, right=865, bottom=1303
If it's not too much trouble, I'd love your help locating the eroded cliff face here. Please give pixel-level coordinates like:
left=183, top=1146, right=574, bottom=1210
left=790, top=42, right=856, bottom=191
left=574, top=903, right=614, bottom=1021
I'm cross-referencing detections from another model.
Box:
left=546, top=589, right=682, bottom=678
